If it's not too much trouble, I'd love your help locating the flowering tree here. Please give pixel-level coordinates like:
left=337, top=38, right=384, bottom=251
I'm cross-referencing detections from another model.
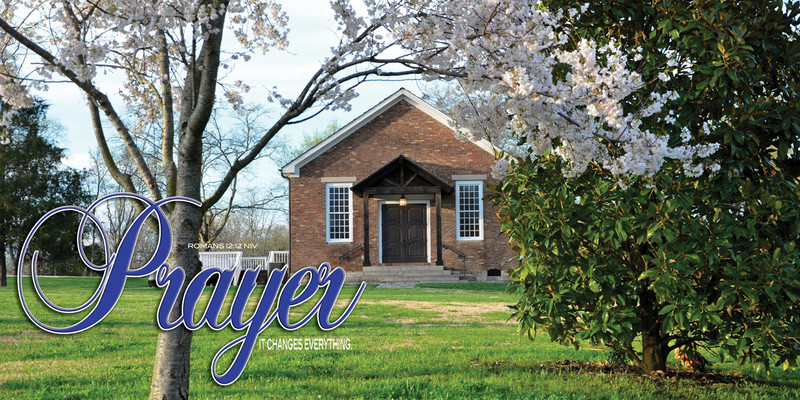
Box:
left=386, top=2, right=722, bottom=180
left=0, top=0, right=752, bottom=395
left=486, top=0, right=800, bottom=374
left=0, top=1, right=438, bottom=396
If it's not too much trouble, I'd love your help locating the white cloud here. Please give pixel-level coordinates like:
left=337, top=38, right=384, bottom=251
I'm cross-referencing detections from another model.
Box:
left=62, top=152, right=92, bottom=171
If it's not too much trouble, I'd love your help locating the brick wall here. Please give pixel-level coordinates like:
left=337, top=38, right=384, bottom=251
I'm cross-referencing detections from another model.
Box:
left=288, top=100, right=515, bottom=272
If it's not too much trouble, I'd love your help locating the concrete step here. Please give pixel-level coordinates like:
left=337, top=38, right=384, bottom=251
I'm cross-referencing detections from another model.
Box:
left=362, top=271, right=452, bottom=277
left=346, top=268, right=511, bottom=284
left=362, top=265, right=444, bottom=272
left=362, top=267, right=448, bottom=272
left=362, top=274, right=460, bottom=280
left=346, top=265, right=499, bottom=284
left=369, top=279, right=462, bottom=285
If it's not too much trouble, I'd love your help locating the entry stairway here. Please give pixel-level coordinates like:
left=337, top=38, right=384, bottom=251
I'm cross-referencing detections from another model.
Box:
left=346, top=265, right=477, bottom=285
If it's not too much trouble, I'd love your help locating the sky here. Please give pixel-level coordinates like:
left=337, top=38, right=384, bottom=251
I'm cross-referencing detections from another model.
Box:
left=46, top=1, right=432, bottom=184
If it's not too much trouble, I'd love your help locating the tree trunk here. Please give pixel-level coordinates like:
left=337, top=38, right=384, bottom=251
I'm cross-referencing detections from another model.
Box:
left=149, top=201, right=203, bottom=399
left=639, top=287, right=668, bottom=373
left=0, top=235, right=7, bottom=287
left=641, top=329, right=669, bottom=373
left=148, top=7, right=224, bottom=397
left=149, top=324, right=193, bottom=399
left=149, top=119, right=205, bottom=398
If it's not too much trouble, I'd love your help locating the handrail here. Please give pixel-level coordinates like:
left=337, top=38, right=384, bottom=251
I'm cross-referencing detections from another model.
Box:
left=338, top=244, right=365, bottom=263
left=442, top=243, right=467, bottom=273
left=198, top=251, right=243, bottom=286
left=267, top=250, right=289, bottom=265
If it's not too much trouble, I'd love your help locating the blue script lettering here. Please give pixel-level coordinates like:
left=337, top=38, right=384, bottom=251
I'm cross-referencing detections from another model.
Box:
left=18, top=193, right=193, bottom=333
left=18, top=193, right=366, bottom=386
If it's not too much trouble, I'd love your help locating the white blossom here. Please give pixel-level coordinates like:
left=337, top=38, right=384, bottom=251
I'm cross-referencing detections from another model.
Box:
left=380, top=0, right=717, bottom=179
left=491, top=158, right=511, bottom=180
left=0, top=0, right=720, bottom=182
left=0, top=0, right=289, bottom=130
left=680, top=126, right=691, bottom=143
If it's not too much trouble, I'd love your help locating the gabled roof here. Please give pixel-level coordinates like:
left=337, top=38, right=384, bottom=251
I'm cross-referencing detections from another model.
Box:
left=280, top=88, right=495, bottom=178
left=350, top=155, right=454, bottom=195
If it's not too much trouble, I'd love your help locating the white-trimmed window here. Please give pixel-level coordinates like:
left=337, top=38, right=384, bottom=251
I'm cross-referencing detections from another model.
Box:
left=326, top=183, right=353, bottom=242
left=456, top=181, right=483, bottom=240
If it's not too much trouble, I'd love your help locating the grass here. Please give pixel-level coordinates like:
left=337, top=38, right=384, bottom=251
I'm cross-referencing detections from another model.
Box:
left=0, top=277, right=798, bottom=399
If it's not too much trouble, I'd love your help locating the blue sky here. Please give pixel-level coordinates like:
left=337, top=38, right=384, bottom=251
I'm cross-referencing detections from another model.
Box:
left=47, top=1, right=429, bottom=182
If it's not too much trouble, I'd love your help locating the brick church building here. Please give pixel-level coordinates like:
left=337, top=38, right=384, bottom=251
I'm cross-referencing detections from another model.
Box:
left=281, top=89, right=515, bottom=283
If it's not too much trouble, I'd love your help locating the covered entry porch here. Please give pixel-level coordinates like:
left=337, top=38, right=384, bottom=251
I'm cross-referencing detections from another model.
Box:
left=350, top=155, right=453, bottom=267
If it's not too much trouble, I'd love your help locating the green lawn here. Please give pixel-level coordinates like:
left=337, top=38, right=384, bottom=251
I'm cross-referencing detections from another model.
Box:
left=1, top=277, right=798, bottom=399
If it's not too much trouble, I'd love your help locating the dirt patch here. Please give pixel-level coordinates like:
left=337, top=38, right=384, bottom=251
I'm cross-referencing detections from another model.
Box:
left=384, top=317, right=419, bottom=325
left=335, top=299, right=364, bottom=308
left=474, top=358, right=754, bottom=388
left=359, top=300, right=513, bottom=324
left=414, top=323, right=468, bottom=328
left=0, top=330, right=53, bottom=346
left=383, top=339, right=418, bottom=352
left=548, top=360, right=752, bottom=387
left=0, top=358, right=108, bottom=384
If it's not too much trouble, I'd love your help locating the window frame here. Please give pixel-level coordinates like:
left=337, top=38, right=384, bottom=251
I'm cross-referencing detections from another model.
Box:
left=325, top=182, right=354, bottom=243
left=455, top=180, right=484, bottom=241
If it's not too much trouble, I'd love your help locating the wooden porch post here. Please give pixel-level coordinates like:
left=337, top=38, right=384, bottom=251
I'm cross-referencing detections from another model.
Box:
left=435, top=190, right=443, bottom=266
left=363, top=193, right=371, bottom=266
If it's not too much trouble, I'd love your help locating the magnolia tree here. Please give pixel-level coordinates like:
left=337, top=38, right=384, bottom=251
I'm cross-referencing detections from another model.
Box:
left=484, top=0, right=800, bottom=374
left=0, top=0, right=740, bottom=396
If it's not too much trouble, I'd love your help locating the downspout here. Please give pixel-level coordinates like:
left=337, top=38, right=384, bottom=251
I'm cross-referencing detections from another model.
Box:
left=280, top=170, right=292, bottom=277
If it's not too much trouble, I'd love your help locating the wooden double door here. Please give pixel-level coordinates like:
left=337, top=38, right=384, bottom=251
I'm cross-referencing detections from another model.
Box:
left=381, top=204, right=427, bottom=263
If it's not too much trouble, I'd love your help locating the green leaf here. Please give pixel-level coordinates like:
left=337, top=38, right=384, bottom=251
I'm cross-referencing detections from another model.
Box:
left=662, top=228, right=676, bottom=243
left=685, top=254, right=702, bottom=264
left=646, top=222, right=660, bottom=240
left=743, top=327, right=761, bottom=339
left=639, top=269, right=659, bottom=281
left=615, top=220, right=625, bottom=240
left=622, top=321, right=633, bottom=331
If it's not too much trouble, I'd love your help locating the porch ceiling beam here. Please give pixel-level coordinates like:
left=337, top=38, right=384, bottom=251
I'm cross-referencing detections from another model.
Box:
left=363, top=186, right=442, bottom=195
left=381, top=177, right=400, bottom=187
left=403, top=172, right=419, bottom=187
left=350, top=155, right=454, bottom=195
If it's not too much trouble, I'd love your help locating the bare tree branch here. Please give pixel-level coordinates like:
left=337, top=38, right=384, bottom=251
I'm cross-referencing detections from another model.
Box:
left=89, top=101, right=137, bottom=194
left=0, top=16, right=162, bottom=201
left=158, top=30, right=178, bottom=198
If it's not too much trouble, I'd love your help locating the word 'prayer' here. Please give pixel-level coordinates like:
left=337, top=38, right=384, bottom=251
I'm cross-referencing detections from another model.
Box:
left=17, top=193, right=366, bottom=385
